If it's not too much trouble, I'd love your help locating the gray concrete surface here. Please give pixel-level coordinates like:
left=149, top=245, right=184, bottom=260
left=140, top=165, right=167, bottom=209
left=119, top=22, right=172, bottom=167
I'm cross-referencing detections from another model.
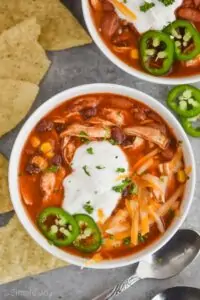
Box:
left=0, top=1, right=200, bottom=299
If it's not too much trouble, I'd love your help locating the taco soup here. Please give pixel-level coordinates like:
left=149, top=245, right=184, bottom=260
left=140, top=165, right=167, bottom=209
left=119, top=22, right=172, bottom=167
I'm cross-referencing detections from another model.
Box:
left=19, top=93, right=188, bottom=261
left=89, top=0, right=200, bottom=78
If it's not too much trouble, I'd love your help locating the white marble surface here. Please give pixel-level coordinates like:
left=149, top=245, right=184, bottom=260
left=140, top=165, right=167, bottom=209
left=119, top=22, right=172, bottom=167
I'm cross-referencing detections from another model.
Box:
left=0, top=1, right=199, bottom=299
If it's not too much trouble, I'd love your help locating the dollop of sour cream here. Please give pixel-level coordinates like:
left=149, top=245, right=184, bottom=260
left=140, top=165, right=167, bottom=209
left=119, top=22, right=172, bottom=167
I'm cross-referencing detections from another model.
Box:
left=62, top=141, right=129, bottom=223
left=115, top=0, right=182, bottom=33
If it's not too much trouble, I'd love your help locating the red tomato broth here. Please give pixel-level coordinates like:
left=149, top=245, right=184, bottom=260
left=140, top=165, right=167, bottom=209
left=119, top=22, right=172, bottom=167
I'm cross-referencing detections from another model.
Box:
left=89, top=0, right=200, bottom=78
left=19, top=93, right=185, bottom=260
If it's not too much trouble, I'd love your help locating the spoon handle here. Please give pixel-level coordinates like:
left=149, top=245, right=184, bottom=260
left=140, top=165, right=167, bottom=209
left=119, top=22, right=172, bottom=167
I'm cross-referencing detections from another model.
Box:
left=92, top=273, right=140, bottom=300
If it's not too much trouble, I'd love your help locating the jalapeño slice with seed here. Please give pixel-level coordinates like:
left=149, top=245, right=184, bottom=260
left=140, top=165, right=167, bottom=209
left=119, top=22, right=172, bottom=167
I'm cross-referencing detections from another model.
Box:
left=37, top=207, right=79, bottom=246
left=140, top=30, right=174, bottom=76
left=180, top=115, right=200, bottom=137
left=164, top=20, right=200, bottom=61
left=73, top=214, right=102, bottom=253
left=167, top=85, right=200, bottom=117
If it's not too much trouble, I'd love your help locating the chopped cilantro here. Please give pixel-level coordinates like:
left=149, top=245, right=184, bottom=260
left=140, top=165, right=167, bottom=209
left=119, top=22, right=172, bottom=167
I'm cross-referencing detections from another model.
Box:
left=79, top=131, right=89, bottom=143
left=79, top=131, right=88, bottom=137
left=129, top=183, right=138, bottom=195
left=158, top=0, right=175, bottom=6
left=104, top=127, right=111, bottom=139
left=46, top=165, right=59, bottom=173
left=82, top=165, right=91, bottom=176
left=87, top=147, right=94, bottom=155
left=83, top=201, right=94, bottom=214
left=112, top=178, right=132, bottom=193
left=96, top=165, right=105, bottom=170
left=109, top=139, right=118, bottom=145
left=112, top=178, right=138, bottom=196
left=123, top=237, right=131, bottom=245
left=138, top=233, right=148, bottom=243
left=140, top=1, right=155, bottom=12
left=116, top=167, right=125, bottom=173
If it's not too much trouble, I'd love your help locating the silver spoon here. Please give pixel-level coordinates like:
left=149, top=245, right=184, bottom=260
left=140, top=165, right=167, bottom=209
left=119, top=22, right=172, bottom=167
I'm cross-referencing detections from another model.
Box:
left=152, top=286, right=200, bottom=300
left=93, top=229, right=200, bottom=300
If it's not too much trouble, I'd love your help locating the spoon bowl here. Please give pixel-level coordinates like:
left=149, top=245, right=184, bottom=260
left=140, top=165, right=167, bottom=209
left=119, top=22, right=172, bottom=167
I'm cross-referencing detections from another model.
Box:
left=137, top=229, right=200, bottom=279
left=152, top=287, right=200, bottom=300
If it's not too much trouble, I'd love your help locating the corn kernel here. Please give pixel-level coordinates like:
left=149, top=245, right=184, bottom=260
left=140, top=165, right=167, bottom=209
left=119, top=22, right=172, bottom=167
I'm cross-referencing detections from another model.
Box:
left=130, top=49, right=139, bottom=59
left=177, top=170, right=186, bottom=183
left=40, top=142, right=52, bottom=154
left=30, top=136, right=40, bottom=148
left=46, top=151, right=55, bottom=158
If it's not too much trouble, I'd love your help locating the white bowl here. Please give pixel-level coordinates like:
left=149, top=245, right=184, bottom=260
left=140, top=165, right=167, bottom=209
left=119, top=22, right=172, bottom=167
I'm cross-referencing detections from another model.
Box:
left=9, top=84, right=196, bottom=269
left=82, top=0, right=200, bottom=85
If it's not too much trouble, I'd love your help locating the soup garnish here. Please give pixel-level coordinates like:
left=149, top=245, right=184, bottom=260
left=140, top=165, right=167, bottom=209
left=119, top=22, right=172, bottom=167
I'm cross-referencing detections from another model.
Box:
left=167, top=84, right=200, bottom=137
left=19, top=94, right=189, bottom=262
left=167, top=85, right=200, bottom=117
left=89, top=0, right=200, bottom=77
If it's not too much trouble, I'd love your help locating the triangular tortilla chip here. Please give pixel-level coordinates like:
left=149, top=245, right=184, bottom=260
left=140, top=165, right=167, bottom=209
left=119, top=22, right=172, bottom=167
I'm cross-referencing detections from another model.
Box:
left=0, top=18, right=51, bottom=69
left=0, top=58, right=50, bottom=84
left=0, top=79, right=39, bottom=138
left=0, top=215, right=67, bottom=284
left=0, top=0, right=92, bottom=51
left=0, top=153, right=13, bottom=213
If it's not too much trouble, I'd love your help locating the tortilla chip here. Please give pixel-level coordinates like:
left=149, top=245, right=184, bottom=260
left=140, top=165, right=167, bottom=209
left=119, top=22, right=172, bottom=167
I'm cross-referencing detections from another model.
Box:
left=0, top=0, right=92, bottom=51
left=0, top=16, right=40, bottom=43
left=0, top=215, right=67, bottom=284
left=0, top=79, right=39, bottom=138
left=0, top=18, right=51, bottom=72
left=38, top=1, right=92, bottom=51
left=0, top=58, right=50, bottom=85
left=0, top=154, right=13, bottom=213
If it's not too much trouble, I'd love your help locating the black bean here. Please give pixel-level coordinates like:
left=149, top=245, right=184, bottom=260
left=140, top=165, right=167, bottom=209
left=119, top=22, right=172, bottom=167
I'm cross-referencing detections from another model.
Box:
left=132, top=110, right=147, bottom=122
left=54, top=123, right=66, bottom=133
left=51, top=154, right=62, bottom=166
left=80, top=107, right=97, bottom=119
left=111, top=127, right=126, bottom=145
left=122, top=138, right=133, bottom=146
left=161, top=147, right=174, bottom=161
left=25, top=163, right=41, bottom=175
left=36, top=119, right=54, bottom=132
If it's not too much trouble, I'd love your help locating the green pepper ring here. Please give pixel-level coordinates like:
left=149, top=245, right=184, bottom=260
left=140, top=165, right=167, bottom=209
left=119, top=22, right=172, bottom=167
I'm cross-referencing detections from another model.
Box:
left=164, top=20, right=200, bottom=61
left=180, top=116, right=200, bottom=137
left=73, top=214, right=102, bottom=253
left=37, top=207, right=79, bottom=246
left=140, top=30, right=174, bottom=76
left=167, top=85, right=200, bottom=117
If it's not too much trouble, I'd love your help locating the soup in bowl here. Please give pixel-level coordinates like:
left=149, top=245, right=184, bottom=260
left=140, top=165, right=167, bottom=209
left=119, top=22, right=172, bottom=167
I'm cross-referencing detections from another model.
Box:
left=9, top=84, right=195, bottom=268
left=82, top=0, right=200, bottom=84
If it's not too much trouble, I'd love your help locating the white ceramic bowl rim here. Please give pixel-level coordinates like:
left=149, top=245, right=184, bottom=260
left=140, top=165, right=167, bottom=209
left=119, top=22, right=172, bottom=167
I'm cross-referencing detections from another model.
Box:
left=81, top=0, right=200, bottom=85
left=9, top=83, right=196, bottom=269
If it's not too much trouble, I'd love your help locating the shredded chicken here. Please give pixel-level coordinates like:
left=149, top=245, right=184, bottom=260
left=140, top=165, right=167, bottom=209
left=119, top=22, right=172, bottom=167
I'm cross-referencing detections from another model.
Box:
left=60, top=124, right=111, bottom=139
left=69, top=97, right=100, bottom=112
left=102, top=108, right=126, bottom=126
left=40, top=172, right=56, bottom=202
left=88, top=116, right=114, bottom=127
left=61, top=137, right=76, bottom=165
left=124, top=126, right=169, bottom=149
